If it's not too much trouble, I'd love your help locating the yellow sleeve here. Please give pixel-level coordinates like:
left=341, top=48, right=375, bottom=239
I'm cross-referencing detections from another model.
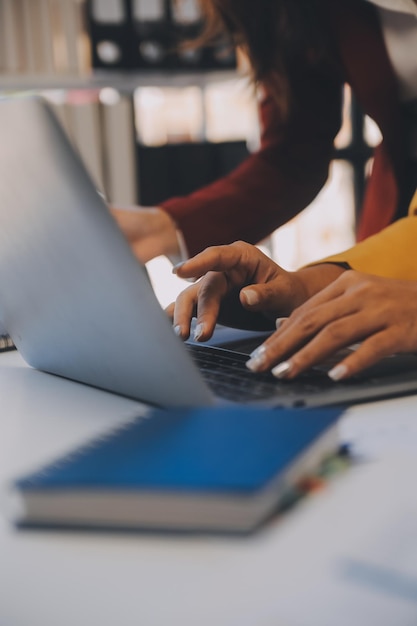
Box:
left=316, top=190, right=417, bottom=280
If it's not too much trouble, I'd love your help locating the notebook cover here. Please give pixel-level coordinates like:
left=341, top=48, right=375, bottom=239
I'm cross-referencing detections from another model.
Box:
left=16, top=407, right=343, bottom=494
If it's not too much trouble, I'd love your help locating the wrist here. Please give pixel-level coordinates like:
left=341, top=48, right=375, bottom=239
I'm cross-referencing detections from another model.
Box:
left=295, top=263, right=347, bottom=301
left=157, top=209, right=182, bottom=259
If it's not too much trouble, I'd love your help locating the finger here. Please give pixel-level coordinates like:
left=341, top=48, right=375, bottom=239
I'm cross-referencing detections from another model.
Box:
left=271, top=311, right=385, bottom=379
left=165, top=302, right=175, bottom=320
left=246, top=292, right=363, bottom=373
left=173, top=242, right=272, bottom=282
left=327, top=329, right=402, bottom=381
left=193, top=272, right=229, bottom=341
left=172, top=284, right=200, bottom=340
left=240, top=274, right=302, bottom=317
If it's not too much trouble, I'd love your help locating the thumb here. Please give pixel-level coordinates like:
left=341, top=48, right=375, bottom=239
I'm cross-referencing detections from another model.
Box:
left=240, top=279, right=296, bottom=317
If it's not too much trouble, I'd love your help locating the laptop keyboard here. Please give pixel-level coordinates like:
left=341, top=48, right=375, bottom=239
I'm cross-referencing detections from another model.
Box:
left=188, top=344, right=277, bottom=401
left=187, top=344, right=334, bottom=403
left=187, top=343, right=417, bottom=405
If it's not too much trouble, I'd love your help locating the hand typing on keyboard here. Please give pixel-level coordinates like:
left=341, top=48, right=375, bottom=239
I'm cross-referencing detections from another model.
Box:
left=167, top=241, right=417, bottom=383
left=168, top=241, right=343, bottom=342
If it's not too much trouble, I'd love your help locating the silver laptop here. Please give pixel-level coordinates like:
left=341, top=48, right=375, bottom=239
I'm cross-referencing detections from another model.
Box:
left=1, top=96, right=417, bottom=409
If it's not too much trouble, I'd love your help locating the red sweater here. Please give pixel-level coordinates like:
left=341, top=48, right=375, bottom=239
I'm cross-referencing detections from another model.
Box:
left=161, top=0, right=414, bottom=257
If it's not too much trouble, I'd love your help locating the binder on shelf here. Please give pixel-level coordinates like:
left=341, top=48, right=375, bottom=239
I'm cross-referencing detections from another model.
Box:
left=170, top=0, right=205, bottom=69
left=65, top=90, right=105, bottom=193
left=48, top=0, right=88, bottom=74
left=0, top=0, right=26, bottom=73
left=0, top=0, right=235, bottom=76
left=59, top=0, right=84, bottom=74
left=84, top=0, right=236, bottom=72
left=0, top=0, right=90, bottom=77
left=87, top=0, right=132, bottom=70
left=171, top=0, right=201, bottom=26
left=36, top=0, right=56, bottom=74
left=100, top=90, right=138, bottom=205
left=45, top=89, right=136, bottom=204
left=43, top=90, right=105, bottom=192
left=0, top=2, right=5, bottom=73
left=130, top=0, right=236, bottom=71
left=170, top=0, right=235, bottom=71
left=130, top=0, right=171, bottom=70
left=21, top=0, right=54, bottom=74
left=137, top=140, right=249, bottom=207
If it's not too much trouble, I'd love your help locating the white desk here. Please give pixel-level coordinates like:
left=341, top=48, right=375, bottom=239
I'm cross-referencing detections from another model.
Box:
left=1, top=350, right=417, bottom=626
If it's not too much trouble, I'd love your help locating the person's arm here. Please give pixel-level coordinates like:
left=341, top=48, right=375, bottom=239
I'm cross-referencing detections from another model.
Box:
left=110, top=206, right=184, bottom=264
left=315, top=214, right=417, bottom=280
left=161, top=71, right=343, bottom=257
left=111, top=62, right=343, bottom=263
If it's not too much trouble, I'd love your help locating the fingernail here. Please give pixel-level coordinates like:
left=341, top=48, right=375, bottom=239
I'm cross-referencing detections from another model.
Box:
left=193, top=323, right=204, bottom=341
left=328, top=363, right=348, bottom=381
left=272, top=361, right=292, bottom=379
left=246, top=345, right=267, bottom=371
left=172, top=262, right=185, bottom=275
left=173, top=325, right=182, bottom=337
left=275, top=317, right=288, bottom=330
left=242, top=288, right=259, bottom=306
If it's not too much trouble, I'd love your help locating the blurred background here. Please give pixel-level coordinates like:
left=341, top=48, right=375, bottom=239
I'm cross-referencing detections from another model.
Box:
left=0, top=0, right=382, bottom=307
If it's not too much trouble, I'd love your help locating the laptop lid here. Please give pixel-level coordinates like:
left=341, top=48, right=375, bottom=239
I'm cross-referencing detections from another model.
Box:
left=0, top=96, right=213, bottom=407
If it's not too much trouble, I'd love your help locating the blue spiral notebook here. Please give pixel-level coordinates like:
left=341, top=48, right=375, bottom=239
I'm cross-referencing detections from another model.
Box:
left=11, top=407, right=343, bottom=533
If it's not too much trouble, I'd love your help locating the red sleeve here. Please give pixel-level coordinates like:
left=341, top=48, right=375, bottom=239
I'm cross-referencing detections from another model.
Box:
left=161, top=63, right=344, bottom=257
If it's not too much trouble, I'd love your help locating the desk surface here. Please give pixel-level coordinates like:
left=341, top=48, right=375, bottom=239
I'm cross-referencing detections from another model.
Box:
left=1, top=351, right=417, bottom=626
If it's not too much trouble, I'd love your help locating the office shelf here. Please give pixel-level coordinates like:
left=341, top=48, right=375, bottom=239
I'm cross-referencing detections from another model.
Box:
left=0, top=68, right=239, bottom=93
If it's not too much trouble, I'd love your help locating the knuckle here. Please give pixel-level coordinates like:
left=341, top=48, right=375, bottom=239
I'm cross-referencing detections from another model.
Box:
left=341, top=270, right=370, bottom=291
left=289, top=353, right=307, bottom=373
left=320, top=319, right=346, bottom=344
left=198, top=280, right=215, bottom=301
left=367, top=333, right=396, bottom=356
left=289, top=347, right=319, bottom=376
left=197, top=274, right=224, bottom=304
left=231, top=240, right=248, bottom=251
left=212, top=248, right=225, bottom=266
left=202, top=245, right=224, bottom=266
left=339, top=269, right=356, bottom=285
left=176, top=284, right=197, bottom=304
left=349, top=335, right=392, bottom=372
left=291, top=310, right=318, bottom=336
left=288, top=306, right=303, bottom=323
left=230, top=240, right=251, bottom=265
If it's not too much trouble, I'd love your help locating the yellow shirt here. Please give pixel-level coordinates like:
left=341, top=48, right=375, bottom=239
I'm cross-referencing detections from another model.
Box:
left=319, top=189, right=417, bottom=279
